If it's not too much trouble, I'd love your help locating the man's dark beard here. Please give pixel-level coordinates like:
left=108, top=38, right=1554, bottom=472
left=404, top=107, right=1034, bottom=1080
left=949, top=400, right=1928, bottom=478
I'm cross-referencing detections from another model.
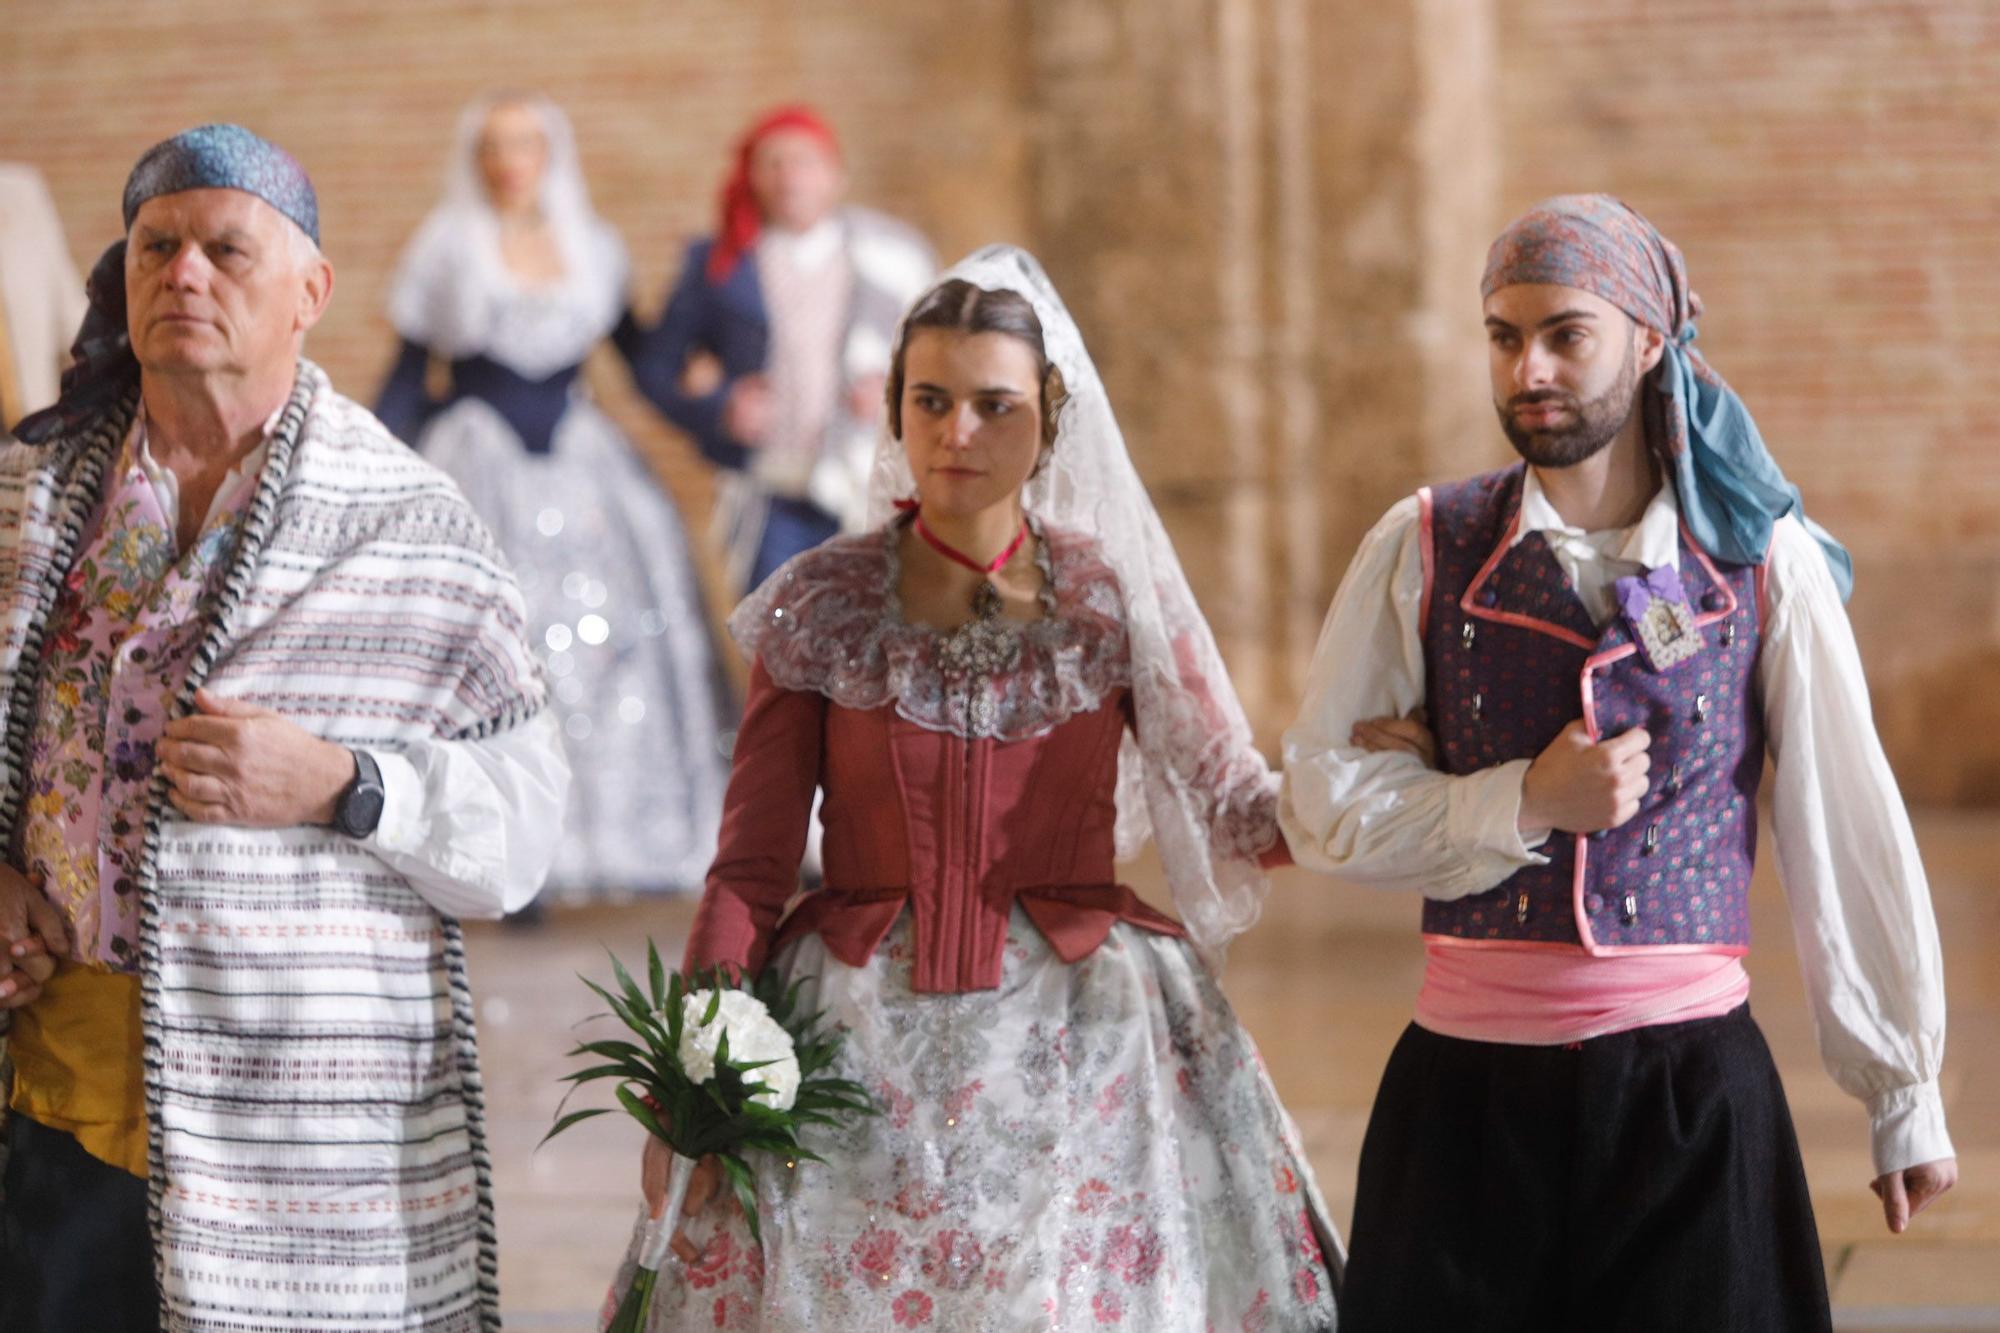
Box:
left=1496, top=345, right=1642, bottom=468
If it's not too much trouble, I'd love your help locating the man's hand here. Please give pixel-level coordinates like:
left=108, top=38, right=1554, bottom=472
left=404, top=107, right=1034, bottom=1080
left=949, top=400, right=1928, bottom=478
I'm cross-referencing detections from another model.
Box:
left=0, top=865, right=67, bottom=1009
left=159, top=688, right=354, bottom=828
left=1872, top=1158, right=1958, bottom=1234
left=723, top=375, right=773, bottom=446
left=1519, top=719, right=1651, bottom=834
left=640, top=1129, right=730, bottom=1263
left=1351, top=709, right=1438, bottom=769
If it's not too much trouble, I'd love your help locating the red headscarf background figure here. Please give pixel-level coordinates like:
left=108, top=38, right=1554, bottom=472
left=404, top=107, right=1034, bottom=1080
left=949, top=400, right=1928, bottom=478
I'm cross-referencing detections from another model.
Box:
left=618, top=104, right=936, bottom=596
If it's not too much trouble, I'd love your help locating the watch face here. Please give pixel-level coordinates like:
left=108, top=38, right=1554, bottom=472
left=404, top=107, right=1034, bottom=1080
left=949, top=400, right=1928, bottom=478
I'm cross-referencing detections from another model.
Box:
left=342, top=787, right=386, bottom=838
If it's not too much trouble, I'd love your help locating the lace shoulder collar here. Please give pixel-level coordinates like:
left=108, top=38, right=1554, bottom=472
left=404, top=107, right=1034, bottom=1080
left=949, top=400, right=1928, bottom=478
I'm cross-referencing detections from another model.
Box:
left=728, top=518, right=1130, bottom=740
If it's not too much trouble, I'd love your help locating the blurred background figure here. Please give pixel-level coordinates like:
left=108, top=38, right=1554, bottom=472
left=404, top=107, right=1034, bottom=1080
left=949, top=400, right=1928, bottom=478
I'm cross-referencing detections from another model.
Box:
left=619, top=105, right=935, bottom=595
left=377, top=93, right=731, bottom=901
left=0, top=164, right=86, bottom=435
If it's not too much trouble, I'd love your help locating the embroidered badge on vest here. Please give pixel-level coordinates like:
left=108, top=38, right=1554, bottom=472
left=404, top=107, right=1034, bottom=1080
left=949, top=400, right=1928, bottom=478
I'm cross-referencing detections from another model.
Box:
left=1616, top=565, right=1701, bottom=672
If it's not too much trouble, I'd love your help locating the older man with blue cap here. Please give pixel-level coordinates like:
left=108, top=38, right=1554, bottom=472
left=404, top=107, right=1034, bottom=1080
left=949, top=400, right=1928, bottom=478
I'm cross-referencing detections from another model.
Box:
left=0, top=124, right=569, bottom=1331
left=1280, top=194, right=1953, bottom=1329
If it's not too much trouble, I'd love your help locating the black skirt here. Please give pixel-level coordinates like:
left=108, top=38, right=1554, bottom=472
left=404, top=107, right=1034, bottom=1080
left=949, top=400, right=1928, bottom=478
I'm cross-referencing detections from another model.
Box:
left=1341, top=1004, right=1832, bottom=1333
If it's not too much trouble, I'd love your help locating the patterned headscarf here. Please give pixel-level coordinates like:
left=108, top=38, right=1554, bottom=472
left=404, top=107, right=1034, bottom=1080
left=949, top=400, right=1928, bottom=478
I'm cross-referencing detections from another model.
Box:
left=14, top=124, right=318, bottom=445
left=1482, top=193, right=1853, bottom=599
left=123, top=122, right=318, bottom=245
left=705, top=104, right=840, bottom=285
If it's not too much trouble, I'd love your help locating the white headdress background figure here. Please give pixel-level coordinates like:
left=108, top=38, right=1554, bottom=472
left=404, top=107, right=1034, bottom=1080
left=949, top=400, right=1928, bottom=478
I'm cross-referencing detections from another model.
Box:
left=378, top=93, right=731, bottom=898
left=386, top=92, right=627, bottom=377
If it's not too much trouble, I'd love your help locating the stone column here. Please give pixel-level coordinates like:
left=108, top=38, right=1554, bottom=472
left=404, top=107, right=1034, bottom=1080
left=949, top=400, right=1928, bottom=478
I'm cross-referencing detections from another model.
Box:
left=1026, top=0, right=1499, bottom=733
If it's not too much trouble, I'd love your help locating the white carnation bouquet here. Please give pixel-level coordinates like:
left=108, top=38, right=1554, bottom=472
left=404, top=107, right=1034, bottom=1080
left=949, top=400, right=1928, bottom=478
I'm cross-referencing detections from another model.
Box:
left=544, top=946, right=873, bottom=1332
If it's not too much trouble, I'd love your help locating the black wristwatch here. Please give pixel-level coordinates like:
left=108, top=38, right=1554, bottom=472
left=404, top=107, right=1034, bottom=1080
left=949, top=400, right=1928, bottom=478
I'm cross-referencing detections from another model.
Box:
left=333, top=748, right=386, bottom=840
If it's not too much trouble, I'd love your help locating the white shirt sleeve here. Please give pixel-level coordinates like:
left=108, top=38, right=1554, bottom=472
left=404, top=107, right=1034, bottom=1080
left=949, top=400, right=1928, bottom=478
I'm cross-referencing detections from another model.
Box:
left=1760, top=515, right=1953, bottom=1176
left=1279, top=496, right=1550, bottom=898
left=364, top=708, right=572, bottom=921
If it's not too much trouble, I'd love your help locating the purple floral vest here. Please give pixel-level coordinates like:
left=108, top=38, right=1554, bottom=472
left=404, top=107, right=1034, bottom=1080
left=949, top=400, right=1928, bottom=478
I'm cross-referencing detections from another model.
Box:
left=1419, top=466, right=1763, bottom=953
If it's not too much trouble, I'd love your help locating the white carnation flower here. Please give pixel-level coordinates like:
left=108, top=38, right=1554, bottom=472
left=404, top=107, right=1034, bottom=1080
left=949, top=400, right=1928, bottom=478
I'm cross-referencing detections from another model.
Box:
left=676, top=989, right=801, bottom=1111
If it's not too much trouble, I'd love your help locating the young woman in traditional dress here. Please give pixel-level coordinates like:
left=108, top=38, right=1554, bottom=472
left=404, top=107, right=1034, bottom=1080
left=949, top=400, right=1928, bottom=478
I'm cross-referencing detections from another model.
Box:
left=609, top=246, right=1342, bottom=1331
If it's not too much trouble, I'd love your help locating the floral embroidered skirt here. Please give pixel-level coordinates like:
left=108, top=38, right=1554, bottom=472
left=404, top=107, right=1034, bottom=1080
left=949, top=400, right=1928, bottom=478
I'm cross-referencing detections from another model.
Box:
left=605, top=906, right=1342, bottom=1331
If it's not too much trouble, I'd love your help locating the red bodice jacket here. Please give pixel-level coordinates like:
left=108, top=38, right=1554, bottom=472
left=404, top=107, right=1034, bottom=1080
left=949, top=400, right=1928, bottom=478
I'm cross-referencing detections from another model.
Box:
left=684, top=522, right=1285, bottom=994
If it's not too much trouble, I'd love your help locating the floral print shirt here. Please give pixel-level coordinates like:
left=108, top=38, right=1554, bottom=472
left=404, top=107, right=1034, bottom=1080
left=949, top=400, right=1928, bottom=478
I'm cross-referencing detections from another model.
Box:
left=17, top=422, right=262, bottom=971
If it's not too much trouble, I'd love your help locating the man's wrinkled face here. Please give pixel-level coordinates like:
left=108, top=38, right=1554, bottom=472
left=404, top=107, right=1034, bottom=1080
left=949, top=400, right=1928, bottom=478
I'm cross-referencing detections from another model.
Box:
left=1484, top=283, right=1654, bottom=469
left=126, top=188, right=329, bottom=380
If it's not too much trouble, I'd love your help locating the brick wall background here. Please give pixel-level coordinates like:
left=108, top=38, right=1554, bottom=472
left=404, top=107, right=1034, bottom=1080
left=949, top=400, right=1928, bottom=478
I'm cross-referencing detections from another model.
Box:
left=2, top=0, right=1994, bottom=802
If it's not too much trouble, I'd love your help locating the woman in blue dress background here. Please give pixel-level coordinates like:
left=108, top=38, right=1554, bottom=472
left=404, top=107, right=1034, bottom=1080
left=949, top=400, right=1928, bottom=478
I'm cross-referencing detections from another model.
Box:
left=378, top=93, right=730, bottom=899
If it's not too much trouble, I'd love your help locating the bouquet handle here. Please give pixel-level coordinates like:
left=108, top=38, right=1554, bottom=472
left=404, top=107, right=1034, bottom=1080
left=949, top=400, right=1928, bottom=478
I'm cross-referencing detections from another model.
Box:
left=607, top=1149, right=699, bottom=1333
left=637, top=1149, right=700, bottom=1271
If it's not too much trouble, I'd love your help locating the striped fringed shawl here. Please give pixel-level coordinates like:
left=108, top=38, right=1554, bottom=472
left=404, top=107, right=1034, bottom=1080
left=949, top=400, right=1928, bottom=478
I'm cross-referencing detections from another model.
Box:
left=0, top=362, right=544, bottom=1331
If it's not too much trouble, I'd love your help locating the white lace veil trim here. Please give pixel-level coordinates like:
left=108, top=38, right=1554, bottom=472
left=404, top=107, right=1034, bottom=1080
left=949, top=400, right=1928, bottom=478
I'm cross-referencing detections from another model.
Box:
left=864, top=245, right=1277, bottom=958
left=385, top=93, right=627, bottom=373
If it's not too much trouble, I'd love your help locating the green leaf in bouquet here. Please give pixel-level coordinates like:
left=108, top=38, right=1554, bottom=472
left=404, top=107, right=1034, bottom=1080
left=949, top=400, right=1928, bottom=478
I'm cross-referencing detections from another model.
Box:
left=538, top=1105, right=614, bottom=1147
left=702, top=983, right=723, bottom=1026
left=735, top=1102, right=790, bottom=1130
left=787, top=1110, right=846, bottom=1130
left=647, top=939, right=667, bottom=1011
left=798, top=1072, right=868, bottom=1095
left=608, top=949, right=646, bottom=1010
left=700, top=1077, right=736, bottom=1118
left=615, top=1083, right=677, bottom=1152
left=665, top=970, right=685, bottom=1047
left=785, top=996, right=828, bottom=1033
left=611, top=961, right=674, bottom=1050
left=740, top=1129, right=793, bottom=1153
left=562, top=1034, right=646, bottom=1060
left=568, top=1039, right=657, bottom=1080
left=719, top=1153, right=763, bottom=1248
left=794, top=1047, right=838, bottom=1080
left=557, top=1061, right=643, bottom=1087
left=787, top=1090, right=851, bottom=1114
left=579, top=975, right=658, bottom=1045
left=750, top=971, right=805, bottom=1028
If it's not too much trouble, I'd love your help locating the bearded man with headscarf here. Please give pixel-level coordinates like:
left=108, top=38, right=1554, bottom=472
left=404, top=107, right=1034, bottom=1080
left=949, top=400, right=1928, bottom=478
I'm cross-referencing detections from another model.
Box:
left=0, top=123, right=568, bottom=1332
left=617, top=105, right=936, bottom=595
left=1279, top=195, right=1953, bottom=1330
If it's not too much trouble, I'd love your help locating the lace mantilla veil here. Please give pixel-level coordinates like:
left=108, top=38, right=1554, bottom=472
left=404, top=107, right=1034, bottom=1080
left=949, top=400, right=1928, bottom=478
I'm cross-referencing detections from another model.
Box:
left=863, top=245, right=1277, bottom=960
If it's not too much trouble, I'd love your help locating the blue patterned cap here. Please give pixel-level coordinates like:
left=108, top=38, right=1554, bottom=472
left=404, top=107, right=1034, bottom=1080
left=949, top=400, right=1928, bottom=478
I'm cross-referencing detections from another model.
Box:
left=122, top=123, right=318, bottom=245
